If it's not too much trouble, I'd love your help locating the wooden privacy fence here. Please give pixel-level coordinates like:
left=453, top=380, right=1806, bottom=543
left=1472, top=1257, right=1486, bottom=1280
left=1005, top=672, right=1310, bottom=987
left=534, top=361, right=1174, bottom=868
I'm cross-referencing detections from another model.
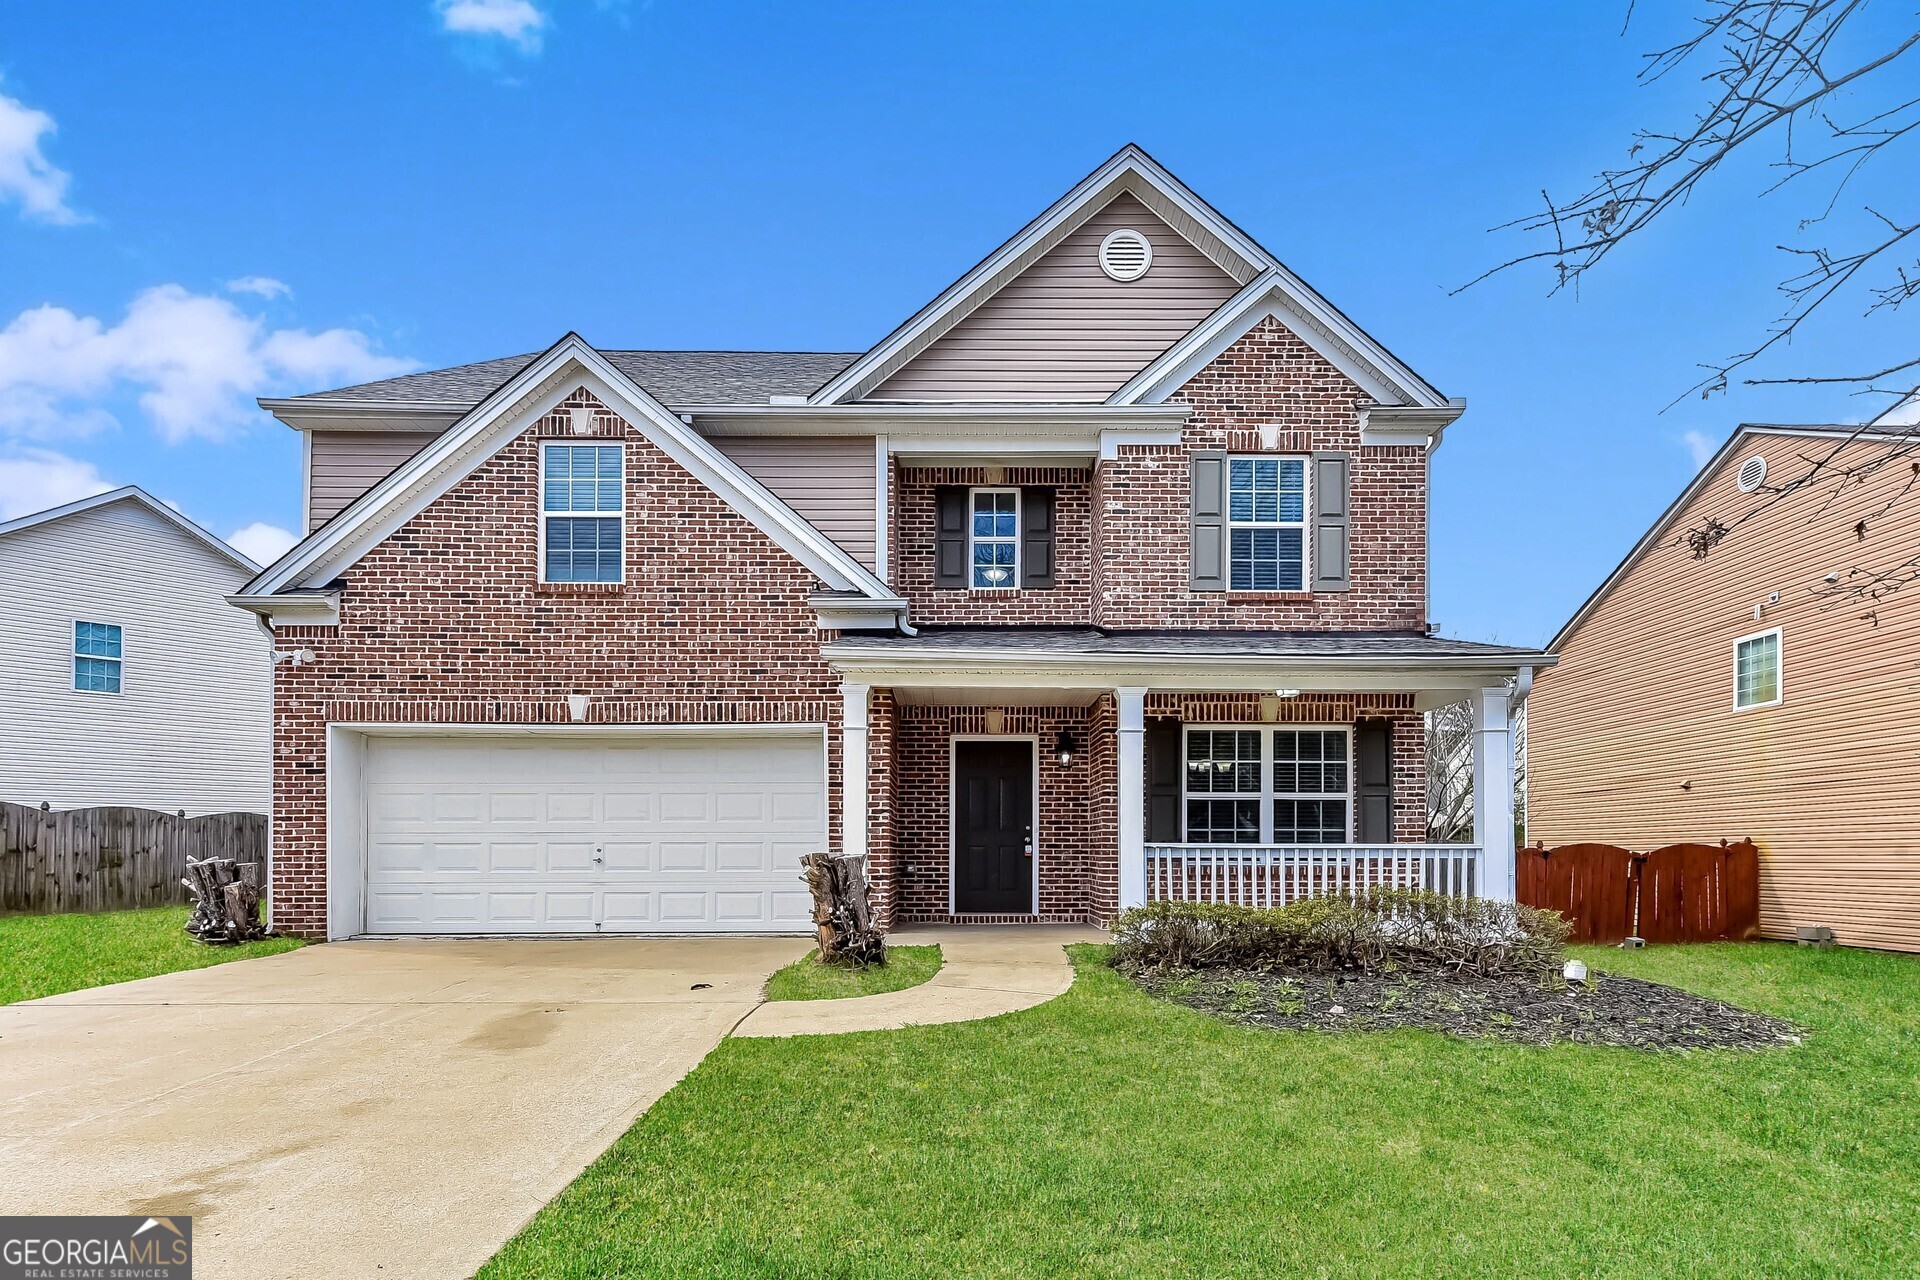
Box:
left=1517, top=840, right=1760, bottom=944
left=0, top=800, right=267, bottom=915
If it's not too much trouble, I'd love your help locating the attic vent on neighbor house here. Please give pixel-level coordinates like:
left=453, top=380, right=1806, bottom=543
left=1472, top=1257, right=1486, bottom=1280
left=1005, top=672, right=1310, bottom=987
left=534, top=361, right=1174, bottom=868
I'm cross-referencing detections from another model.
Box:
left=1737, top=455, right=1768, bottom=493
left=1099, top=228, right=1153, bottom=282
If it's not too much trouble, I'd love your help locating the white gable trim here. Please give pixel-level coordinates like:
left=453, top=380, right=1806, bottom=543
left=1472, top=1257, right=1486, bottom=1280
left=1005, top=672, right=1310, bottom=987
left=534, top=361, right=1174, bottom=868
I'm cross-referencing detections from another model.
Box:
left=810, top=144, right=1277, bottom=406
left=0, top=486, right=260, bottom=574
left=240, top=335, right=897, bottom=604
left=1109, top=271, right=1452, bottom=410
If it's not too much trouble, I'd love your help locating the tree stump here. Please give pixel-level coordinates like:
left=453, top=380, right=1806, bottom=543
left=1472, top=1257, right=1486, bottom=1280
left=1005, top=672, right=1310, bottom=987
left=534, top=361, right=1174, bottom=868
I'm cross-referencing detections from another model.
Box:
left=182, top=856, right=271, bottom=944
left=800, top=852, right=885, bottom=966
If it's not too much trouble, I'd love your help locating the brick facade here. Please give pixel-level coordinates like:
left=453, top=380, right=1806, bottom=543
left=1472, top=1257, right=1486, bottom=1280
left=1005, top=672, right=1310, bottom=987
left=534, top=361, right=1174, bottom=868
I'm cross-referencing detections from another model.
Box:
left=891, top=463, right=1095, bottom=624
left=268, top=388, right=845, bottom=939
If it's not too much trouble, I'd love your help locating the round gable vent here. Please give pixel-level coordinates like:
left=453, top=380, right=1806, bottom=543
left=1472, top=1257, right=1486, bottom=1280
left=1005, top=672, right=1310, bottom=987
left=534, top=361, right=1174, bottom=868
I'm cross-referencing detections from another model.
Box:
left=1099, top=228, right=1153, bottom=282
left=1736, top=455, right=1768, bottom=493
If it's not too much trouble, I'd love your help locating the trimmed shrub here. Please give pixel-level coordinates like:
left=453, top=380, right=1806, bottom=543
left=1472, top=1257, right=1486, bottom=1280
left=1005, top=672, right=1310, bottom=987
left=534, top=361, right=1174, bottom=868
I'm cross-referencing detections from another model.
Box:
left=1109, top=891, right=1570, bottom=979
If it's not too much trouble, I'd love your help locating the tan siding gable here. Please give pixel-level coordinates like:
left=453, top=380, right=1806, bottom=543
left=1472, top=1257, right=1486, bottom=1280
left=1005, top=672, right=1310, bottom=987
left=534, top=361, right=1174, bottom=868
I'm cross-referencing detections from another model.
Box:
left=309, top=431, right=440, bottom=529
left=867, top=192, right=1239, bottom=403
left=1528, top=434, right=1920, bottom=952
left=710, top=435, right=877, bottom=570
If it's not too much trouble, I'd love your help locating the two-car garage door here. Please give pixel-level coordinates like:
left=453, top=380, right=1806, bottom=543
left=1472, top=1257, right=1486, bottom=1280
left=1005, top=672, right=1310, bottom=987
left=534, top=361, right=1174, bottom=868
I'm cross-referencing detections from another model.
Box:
left=360, top=731, right=822, bottom=935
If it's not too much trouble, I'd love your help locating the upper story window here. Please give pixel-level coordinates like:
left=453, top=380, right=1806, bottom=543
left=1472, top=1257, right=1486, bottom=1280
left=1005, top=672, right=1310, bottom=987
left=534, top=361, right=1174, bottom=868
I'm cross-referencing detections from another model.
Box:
left=1183, top=726, right=1350, bottom=845
left=1734, top=628, right=1782, bottom=709
left=970, top=488, right=1020, bottom=589
left=1228, top=457, right=1307, bottom=591
left=541, top=443, right=624, bottom=583
left=73, top=621, right=123, bottom=694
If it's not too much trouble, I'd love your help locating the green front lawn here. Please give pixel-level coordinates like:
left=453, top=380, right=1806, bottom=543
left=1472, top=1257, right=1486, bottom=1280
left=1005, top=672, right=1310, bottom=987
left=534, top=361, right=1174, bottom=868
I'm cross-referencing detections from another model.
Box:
left=763, top=944, right=942, bottom=1002
left=0, top=906, right=302, bottom=1005
left=485, top=941, right=1920, bottom=1279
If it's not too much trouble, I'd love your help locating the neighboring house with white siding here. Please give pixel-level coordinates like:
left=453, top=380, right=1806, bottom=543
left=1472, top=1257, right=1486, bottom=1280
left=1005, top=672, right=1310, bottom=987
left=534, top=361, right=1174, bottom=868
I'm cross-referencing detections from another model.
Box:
left=0, top=488, right=271, bottom=816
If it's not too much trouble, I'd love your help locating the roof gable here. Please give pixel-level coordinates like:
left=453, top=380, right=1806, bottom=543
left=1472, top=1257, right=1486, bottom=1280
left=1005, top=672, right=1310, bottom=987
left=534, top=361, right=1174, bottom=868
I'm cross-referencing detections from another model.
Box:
left=812, top=144, right=1276, bottom=405
left=0, top=487, right=258, bottom=574
left=241, top=335, right=896, bottom=604
left=865, top=192, right=1240, bottom=403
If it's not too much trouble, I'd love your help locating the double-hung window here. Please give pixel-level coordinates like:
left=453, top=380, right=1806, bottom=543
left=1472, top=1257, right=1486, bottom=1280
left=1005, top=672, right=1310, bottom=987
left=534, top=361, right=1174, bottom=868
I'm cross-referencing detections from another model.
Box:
left=1227, top=457, right=1307, bottom=590
left=970, top=488, right=1019, bottom=589
left=73, top=621, right=123, bottom=694
left=541, top=443, right=624, bottom=583
left=1183, top=726, right=1350, bottom=843
left=1733, top=628, right=1782, bottom=709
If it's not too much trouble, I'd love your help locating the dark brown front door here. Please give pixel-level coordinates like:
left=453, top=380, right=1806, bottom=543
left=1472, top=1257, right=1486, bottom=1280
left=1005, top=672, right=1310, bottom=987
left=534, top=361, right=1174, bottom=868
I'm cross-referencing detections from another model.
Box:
left=954, top=740, right=1034, bottom=914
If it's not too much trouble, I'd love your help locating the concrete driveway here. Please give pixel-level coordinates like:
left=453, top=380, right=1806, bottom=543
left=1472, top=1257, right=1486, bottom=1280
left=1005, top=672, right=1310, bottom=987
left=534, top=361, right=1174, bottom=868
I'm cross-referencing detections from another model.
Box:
left=0, top=937, right=810, bottom=1280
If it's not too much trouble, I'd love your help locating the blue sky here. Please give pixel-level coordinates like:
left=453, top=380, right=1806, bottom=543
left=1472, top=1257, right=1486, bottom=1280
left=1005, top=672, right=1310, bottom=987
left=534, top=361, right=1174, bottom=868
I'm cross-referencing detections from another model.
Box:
left=0, top=1, right=1902, bottom=644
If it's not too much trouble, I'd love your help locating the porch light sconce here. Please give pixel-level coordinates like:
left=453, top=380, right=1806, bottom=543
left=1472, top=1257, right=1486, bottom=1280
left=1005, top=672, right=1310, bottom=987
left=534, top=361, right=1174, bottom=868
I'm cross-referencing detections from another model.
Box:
left=567, top=694, right=591, bottom=723
left=1054, top=729, right=1079, bottom=768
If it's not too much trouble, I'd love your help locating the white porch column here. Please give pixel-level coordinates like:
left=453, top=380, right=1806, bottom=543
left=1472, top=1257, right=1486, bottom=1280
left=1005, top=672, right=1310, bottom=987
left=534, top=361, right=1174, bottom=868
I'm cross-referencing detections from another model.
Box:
left=1116, top=686, right=1148, bottom=910
left=1472, top=683, right=1515, bottom=901
left=840, top=681, right=870, bottom=863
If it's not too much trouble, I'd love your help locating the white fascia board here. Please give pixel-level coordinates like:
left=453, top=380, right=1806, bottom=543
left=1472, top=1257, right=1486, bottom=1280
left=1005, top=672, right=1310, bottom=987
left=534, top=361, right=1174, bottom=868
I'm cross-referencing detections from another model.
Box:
left=686, top=403, right=1189, bottom=432
left=259, top=398, right=470, bottom=433
left=1110, top=272, right=1451, bottom=410
left=243, top=335, right=895, bottom=602
left=810, top=593, right=912, bottom=631
left=1359, top=402, right=1467, bottom=452
left=0, top=486, right=260, bottom=574
left=228, top=589, right=341, bottom=627
left=809, top=145, right=1275, bottom=407
left=823, top=648, right=1551, bottom=693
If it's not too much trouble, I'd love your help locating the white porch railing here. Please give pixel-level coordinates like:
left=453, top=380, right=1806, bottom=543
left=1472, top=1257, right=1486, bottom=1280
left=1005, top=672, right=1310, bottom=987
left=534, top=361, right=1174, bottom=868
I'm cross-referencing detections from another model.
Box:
left=1144, top=843, right=1485, bottom=908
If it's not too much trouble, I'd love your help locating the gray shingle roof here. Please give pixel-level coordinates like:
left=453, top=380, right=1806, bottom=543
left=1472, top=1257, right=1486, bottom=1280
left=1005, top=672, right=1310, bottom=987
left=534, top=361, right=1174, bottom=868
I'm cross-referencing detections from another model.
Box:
left=829, top=627, right=1548, bottom=661
left=293, top=350, right=861, bottom=408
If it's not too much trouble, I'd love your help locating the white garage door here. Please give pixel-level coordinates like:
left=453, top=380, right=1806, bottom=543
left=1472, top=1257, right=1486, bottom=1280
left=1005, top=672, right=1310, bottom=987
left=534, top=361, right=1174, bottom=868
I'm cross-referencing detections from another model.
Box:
left=361, top=731, right=823, bottom=934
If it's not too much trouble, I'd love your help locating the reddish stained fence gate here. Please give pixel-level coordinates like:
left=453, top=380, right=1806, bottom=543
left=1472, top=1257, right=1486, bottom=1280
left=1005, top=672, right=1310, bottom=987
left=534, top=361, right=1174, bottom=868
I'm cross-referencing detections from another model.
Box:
left=1517, top=840, right=1760, bottom=944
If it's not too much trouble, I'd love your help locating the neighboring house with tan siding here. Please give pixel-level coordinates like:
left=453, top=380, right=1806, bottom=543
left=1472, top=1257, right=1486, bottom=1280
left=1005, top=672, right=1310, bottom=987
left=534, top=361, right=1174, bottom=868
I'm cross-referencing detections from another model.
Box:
left=1528, top=424, right=1920, bottom=953
left=0, top=488, right=270, bottom=816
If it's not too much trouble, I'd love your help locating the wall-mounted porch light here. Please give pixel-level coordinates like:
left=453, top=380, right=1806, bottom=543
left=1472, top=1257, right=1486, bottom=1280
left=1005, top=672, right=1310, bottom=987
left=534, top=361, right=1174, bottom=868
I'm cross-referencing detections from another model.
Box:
left=1054, top=728, right=1079, bottom=767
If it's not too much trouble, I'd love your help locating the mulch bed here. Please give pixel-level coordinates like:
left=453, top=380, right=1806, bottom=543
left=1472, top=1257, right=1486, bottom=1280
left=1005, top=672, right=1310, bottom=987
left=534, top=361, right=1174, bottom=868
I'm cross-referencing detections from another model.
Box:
left=1124, top=963, right=1805, bottom=1051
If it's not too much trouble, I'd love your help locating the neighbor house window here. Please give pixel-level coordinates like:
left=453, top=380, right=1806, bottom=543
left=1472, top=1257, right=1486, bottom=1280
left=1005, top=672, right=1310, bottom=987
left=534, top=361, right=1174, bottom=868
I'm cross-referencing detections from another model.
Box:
left=541, top=442, right=624, bottom=583
left=73, top=621, right=122, bottom=694
left=1227, top=457, right=1307, bottom=591
left=1183, top=726, right=1350, bottom=844
left=970, top=488, right=1019, bottom=588
left=1734, top=628, right=1782, bottom=709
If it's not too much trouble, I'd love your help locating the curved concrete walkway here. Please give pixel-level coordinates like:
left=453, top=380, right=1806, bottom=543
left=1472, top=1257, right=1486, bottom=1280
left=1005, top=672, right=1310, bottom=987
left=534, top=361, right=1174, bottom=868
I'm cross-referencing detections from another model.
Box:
left=733, top=923, right=1106, bottom=1038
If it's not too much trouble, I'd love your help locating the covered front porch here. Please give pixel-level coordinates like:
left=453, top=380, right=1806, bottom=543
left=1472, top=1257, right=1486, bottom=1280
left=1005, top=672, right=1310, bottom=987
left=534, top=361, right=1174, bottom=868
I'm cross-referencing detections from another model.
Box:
left=827, top=629, right=1547, bottom=928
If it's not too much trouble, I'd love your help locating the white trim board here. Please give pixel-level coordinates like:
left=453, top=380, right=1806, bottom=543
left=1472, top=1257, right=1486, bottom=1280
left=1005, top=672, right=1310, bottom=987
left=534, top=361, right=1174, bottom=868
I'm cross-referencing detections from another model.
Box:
left=239, top=334, right=898, bottom=608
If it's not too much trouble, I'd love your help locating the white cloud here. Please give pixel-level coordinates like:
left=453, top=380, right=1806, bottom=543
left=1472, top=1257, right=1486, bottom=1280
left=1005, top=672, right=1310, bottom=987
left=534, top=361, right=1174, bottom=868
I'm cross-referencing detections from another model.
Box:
left=1679, top=429, right=1717, bottom=469
left=0, top=85, right=80, bottom=224
left=0, top=284, right=416, bottom=443
left=226, top=276, right=291, bottom=300
left=227, top=521, right=298, bottom=565
left=1872, top=395, right=1920, bottom=427
left=436, top=0, right=548, bottom=51
left=0, top=446, right=111, bottom=520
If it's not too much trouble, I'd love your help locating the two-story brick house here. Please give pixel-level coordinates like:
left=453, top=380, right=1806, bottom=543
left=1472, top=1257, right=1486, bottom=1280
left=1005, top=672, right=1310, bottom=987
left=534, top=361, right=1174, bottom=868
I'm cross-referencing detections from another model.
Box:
left=233, top=146, right=1546, bottom=940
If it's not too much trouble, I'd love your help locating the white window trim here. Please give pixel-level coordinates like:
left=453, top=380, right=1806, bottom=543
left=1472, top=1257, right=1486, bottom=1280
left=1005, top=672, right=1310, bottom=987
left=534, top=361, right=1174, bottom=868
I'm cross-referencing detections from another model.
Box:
left=967, top=486, right=1021, bottom=591
left=1225, top=455, right=1311, bottom=593
left=538, top=440, right=626, bottom=585
left=72, top=618, right=124, bottom=697
left=1732, top=626, right=1784, bottom=711
left=1180, top=724, right=1354, bottom=844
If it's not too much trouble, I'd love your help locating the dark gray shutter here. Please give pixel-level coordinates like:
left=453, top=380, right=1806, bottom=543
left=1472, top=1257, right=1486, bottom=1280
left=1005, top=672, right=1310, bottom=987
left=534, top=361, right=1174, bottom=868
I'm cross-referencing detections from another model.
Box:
left=1312, top=451, right=1351, bottom=592
left=1355, top=717, right=1392, bottom=843
left=1190, top=451, right=1227, bottom=591
left=1021, top=487, right=1055, bottom=589
left=935, top=487, right=968, bottom=589
left=1146, top=717, right=1183, bottom=843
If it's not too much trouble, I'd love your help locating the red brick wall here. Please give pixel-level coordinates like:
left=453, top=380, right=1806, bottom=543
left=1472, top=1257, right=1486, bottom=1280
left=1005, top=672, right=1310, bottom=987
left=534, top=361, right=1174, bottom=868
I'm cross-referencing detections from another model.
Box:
left=891, top=463, right=1096, bottom=624
left=1095, top=316, right=1427, bottom=631
left=890, top=705, right=1114, bottom=924
left=268, top=387, right=845, bottom=939
left=1146, top=692, right=1428, bottom=843
left=866, top=688, right=898, bottom=929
